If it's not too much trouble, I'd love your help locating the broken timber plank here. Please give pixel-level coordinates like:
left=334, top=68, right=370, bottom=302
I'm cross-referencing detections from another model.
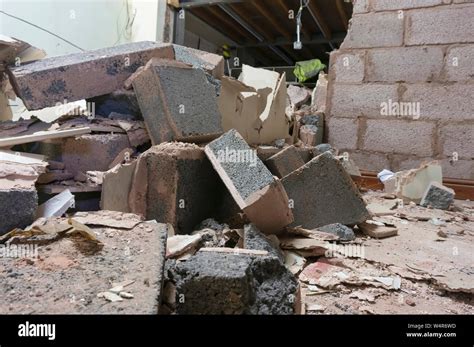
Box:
left=0, top=127, right=91, bottom=147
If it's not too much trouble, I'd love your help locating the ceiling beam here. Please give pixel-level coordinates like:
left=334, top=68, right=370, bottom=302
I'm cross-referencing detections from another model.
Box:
left=236, top=32, right=346, bottom=49
left=252, top=1, right=292, bottom=40
left=336, top=0, right=349, bottom=30
left=176, top=0, right=244, bottom=8
left=306, top=0, right=335, bottom=50
left=218, top=3, right=294, bottom=65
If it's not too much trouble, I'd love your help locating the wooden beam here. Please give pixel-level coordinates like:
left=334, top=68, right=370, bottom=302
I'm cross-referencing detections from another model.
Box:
left=190, top=7, right=247, bottom=44
left=307, top=0, right=332, bottom=40
left=252, top=1, right=292, bottom=40
left=205, top=5, right=255, bottom=42
left=336, top=0, right=349, bottom=30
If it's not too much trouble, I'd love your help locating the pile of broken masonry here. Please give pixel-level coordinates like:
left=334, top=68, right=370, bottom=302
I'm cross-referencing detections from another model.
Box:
left=0, top=37, right=472, bottom=315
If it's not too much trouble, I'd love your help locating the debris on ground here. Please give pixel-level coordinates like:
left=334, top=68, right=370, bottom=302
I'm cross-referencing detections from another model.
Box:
left=0, top=38, right=472, bottom=316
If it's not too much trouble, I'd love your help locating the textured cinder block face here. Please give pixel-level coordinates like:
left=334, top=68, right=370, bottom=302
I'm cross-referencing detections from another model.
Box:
left=0, top=218, right=169, bottom=314
left=327, top=117, right=358, bottom=151
left=372, top=0, right=443, bottom=11
left=266, top=145, right=305, bottom=178
left=143, top=143, right=221, bottom=234
left=206, top=130, right=274, bottom=204
left=420, top=182, right=455, bottom=210
left=406, top=6, right=474, bottom=45
left=62, top=134, right=131, bottom=175
left=173, top=251, right=297, bottom=314
left=244, top=224, right=284, bottom=261
left=332, top=51, right=366, bottom=83
left=173, top=44, right=224, bottom=78
left=366, top=47, right=444, bottom=82
left=282, top=152, right=369, bottom=229
left=362, top=119, right=435, bottom=157
left=340, top=12, right=404, bottom=49
left=0, top=188, right=37, bottom=234
left=8, top=41, right=174, bottom=110
left=330, top=83, right=399, bottom=118
left=133, top=60, right=223, bottom=144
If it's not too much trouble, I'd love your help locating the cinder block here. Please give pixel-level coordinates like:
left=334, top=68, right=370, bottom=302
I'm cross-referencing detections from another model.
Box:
left=327, top=117, right=359, bottom=151
left=172, top=250, right=297, bottom=314
left=244, top=224, right=284, bottom=262
left=266, top=145, right=305, bottom=178
left=372, top=0, right=443, bottom=11
left=440, top=123, right=474, bottom=158
left=330, top=83, right=399, bottom=118
left=353, top=0, right=370, bottom=13
left=136, top=142, right=221, bottom=234
left=282, top=152, right=369, bottom=229
left=331, top=51, right=366, bottom=83
left=205, top=130, right=293, bottom=234
left=348, top=150, right=391, bottom=172
left=406, top=6, right=474, bottom=45
left=441, top=159, right=474, bottom=180
left=341, top=12, right=404, bottom=49
left=7, top=41, right=174, bottom=110
left=367, top=47, right=444, bottom=82
left=0, top=188, right=37, bottom=234
left=363, top=119, right=435, bottom=156
left=299, top=125, right=320, bottom=147
left=132, top=59, right=222, bottom=145
left=62, top=134, right=131, bottom=176
left=420, top=182, right=455, bottom=210
left=401, top=84, right=474, bottom=121
left=445, top=45, right=474, bottom=82
left=173, top=44, right=224, bottom=79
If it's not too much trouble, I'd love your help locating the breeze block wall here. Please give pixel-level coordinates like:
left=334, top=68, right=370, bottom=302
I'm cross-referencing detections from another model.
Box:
left=326, top=0, right=474, bottom=179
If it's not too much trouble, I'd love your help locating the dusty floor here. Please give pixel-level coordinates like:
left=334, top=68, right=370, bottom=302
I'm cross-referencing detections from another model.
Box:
left=301, top=192, right=474, bottom=315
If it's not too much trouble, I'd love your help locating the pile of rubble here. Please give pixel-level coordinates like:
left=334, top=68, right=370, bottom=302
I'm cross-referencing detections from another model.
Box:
left=1, top=38, right=472, bottom=315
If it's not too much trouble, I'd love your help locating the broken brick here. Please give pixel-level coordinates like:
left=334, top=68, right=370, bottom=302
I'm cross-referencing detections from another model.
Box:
left=205, top=130, right=293, bottom=234
left=132, top=59, right=222, bottom=145
left=8, top=41, right=174, bottom=110
left=132, top=142, right=221, bottom=234
left=265, top=145, right=305, bottom=178
left=420, top=181, right=455, bottom=210
left=172, top=249, right=297, bottom=314
left=282, top=152, right=369, bottom=229
left=61, top=134, right=131, bottom=176
left=0, top=188, right=37, bottom=234
left=173, top=44, right=224, bottom=79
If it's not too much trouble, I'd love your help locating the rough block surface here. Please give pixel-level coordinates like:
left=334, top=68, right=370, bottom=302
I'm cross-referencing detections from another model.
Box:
left=172, top=251, right=297, bottom=314
left=282, top=152, right=369, bottom=229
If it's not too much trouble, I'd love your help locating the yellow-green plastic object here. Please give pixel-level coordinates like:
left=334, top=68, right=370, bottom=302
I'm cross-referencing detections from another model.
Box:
left=293, top=59, right=326, bottom=83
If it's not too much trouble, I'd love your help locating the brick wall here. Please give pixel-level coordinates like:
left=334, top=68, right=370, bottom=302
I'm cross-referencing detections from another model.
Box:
left=326, top=0, right=474, bottom=179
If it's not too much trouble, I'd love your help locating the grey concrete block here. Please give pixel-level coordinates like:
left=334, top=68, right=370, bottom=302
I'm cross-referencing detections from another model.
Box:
left=420, top=182, right=455, bottom=210
left=266, top=145, right=305, bottom=178
left=341, top=12, right=404, bottom=49
left=0, top=188, right=37, bottom=235
left=173, top=44, right=225, bottom=78
left=282, top=152, right=369, bottom=229
left=205, top=130, right=294, bottom=234
left=244, top=224, right=284, bottom=262
left=319, top=223, right=356, bottom=241
left=8, top=41, right=174, bottom=110
left=142, top=142, right=222, bottom=234
left=172, top=250, right=297, bottom=314
left=406, top=6, right=474, bottom=45
left=62, top=134, right=131, bottom=176
left=133, top=59, right=223, bottom=145
left=206, top=129, right=274, bottom=203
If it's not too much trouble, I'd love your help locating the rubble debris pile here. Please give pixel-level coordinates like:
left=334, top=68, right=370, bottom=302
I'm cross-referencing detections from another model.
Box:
left=1, top=36, right=472, bottom=316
